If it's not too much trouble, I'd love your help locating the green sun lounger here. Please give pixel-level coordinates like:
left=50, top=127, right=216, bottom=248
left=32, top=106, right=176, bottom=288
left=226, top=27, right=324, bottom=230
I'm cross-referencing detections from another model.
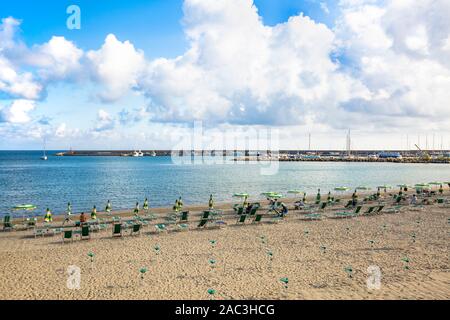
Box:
left=62, top=230, right=74, bottom=243
left=236, top=214, right=247, bottom=225
left=363, top=206, right=376, bottom=215
left=112, top=223, right=123, bottom=237
left=155, top=223, right=167, bottom=233
left=131, top=223, right=142, bottom=236
left=332, top=206, right=362, bottom=219
left=302, top=213, right=322, bottom=221
left=81, top=225, right=90, bottom=240
left=179, top=211, right=189, bottom=222
left=253, top=214, right=263, bottom=223
left=2, top=215, right=14, bottom=231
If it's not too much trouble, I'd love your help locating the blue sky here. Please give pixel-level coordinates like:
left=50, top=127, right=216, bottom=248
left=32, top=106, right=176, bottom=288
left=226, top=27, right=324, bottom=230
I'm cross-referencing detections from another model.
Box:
left=1, top=0, right=449, bottom=150
left=0, top=0, right=336, bottom=57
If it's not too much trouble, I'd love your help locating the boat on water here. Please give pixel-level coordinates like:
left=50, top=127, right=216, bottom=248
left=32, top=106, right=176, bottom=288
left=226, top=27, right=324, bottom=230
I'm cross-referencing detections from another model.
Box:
left=40, top=139, right=48, bottom=160
left=132, top=150, right=144, bottom=157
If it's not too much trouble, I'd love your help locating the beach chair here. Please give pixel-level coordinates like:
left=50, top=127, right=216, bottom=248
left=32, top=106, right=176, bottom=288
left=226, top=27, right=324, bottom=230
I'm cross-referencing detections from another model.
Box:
left=155, top=223, right=167, bottom=233
left=252, top=214, right=263, bottom=224
left=319, top=202, right=327, bottom=210
left=81, top=225, right=90, bottom=240
left=344, top=200, right=353, bottom=208
left=179, top=211, right=189, bottom=223
left=62, top=230, right=74, bottom=243
left=131, top=223, right=142, bottom=236
left=112, top=223, right=123, bottom=237
left=362, top=206, right=376, bottom=216
left=236, top=214, right=247, bottom=225
left=197, top=218, right=209, bottom=229
left=302, top=213, right=322, bottom=221
left=375, top=205, right=384, bottom=213
left=248, top=206, right=259, bottom=216
left=2, top=215, right=13, bottom=231
left=236, top=207, right=244, bottom=215
left=331, top=206, right=362, bottom=219
left=384, top=205, right=402, bottom=214
left=34, top=228, right=46, bottom=238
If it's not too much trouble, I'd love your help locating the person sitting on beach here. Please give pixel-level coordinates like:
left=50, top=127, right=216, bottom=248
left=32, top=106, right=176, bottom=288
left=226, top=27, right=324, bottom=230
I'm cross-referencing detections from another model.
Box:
left=133, top=202, right=139, bottom=216
left=209, top=194, right=214, bottom=209
left=80, top=212, right=87, bottom=224
left=173, top=199, right=179, bottom=212
left=44, top=208, right=52, bottom=222
left=410, top=194, right=417, bottom=205
left=280, top=203, right=288, bottom=217
left=91, top=205, right=97, bottom=220
left=245, top=203, right=253, bottom=215
left=294, top=200, right=305, bottom=210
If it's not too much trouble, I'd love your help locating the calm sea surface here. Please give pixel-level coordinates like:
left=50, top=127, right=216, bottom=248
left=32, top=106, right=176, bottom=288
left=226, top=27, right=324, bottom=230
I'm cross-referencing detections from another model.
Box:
left=1, top=151, right=449, bottom=216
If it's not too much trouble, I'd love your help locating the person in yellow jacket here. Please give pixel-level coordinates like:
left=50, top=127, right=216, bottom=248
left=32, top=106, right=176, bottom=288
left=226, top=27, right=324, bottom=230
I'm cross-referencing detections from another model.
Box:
left=91, top=205, right=97, bottom=220
left=44, top=208, right=52, bottom=222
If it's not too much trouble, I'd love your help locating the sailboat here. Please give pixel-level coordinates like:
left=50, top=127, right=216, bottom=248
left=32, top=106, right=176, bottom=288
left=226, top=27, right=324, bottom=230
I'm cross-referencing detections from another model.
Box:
left=40, top=138, right=48, bottom=160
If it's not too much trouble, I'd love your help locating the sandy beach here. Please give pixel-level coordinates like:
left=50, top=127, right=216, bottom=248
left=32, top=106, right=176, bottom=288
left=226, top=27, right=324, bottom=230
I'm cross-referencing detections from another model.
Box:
left=0, top=194, right=449, bottom=300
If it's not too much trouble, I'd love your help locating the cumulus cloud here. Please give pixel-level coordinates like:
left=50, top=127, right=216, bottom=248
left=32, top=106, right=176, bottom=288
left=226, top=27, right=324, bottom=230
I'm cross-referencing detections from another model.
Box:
left=335, top=0, right=450, bottom=129
left=136, top=0, right=369, bottom=126
left=87, top=34, right=145, bottom=102
left=0, top=99, right=35, bottom=124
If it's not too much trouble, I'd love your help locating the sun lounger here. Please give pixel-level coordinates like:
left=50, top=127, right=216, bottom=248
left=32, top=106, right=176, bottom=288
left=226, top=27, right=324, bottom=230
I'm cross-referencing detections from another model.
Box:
left=384, top=205, right=402, bottom=214
left=155, top=223, right=168, bottom=233
left=2, top=215, right=13, bottom=231
left=34, top=228, right=46, bottom=237
left=362, top=206, right=376, bottom=215
left=62, top=230, right=74, bottom=243
left=81, top=225, right=90, bottom=240
left=253, top=214, right=263, bottom=224
left=300, top=213, right=322, bottom=221
left=112, top=223, right=123, bottom=237
left=129, top=223, right=141, bottom=236
left=236, top=214, right=247, bottom=225
left=331, top=206, right=362, bottom=219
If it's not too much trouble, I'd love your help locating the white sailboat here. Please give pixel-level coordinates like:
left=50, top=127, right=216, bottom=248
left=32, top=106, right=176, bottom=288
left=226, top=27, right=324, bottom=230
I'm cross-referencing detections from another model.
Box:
left=41, top=139, right=48, bottom=160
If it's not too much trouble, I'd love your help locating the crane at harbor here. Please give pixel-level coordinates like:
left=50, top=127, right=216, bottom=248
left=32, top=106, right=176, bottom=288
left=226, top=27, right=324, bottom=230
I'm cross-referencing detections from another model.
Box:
left=414, top=144, right=431, bottom=161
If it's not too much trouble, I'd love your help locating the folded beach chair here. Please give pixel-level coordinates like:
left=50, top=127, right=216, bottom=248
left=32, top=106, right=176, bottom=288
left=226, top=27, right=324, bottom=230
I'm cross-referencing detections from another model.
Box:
left=362, top=206, right=376, bottom=216
left=62, top=230, right=74, bottom=243
left=81, top=225, right=91, bottom=240
left=2, top=215, right=13, bottom=231
left=179, top=211, right=189, bottom=223
left=252, top=214, right=263, bottom=224
left=112, top=223, right=123, bottom=237
left=236, top=214, right=247, bottom=225
left=131, top=223, right=142, bottom=236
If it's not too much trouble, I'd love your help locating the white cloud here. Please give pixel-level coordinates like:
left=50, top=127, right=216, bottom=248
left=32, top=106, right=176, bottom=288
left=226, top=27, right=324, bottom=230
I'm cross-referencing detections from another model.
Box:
left=138, top=0, right=365, bottom=126
left=28, top=36, right=84, bottom=80
left=0, top=99, right=35, bottom=124
left=94, top=109, right=115, bottom=131
left=87, top=34, right=145, bottom=102
left=335, top=0, right=450, bottom=129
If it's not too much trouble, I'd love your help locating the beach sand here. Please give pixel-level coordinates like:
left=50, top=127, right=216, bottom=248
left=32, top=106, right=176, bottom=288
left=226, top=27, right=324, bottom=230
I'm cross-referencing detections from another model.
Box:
left=0, top=197, right=449, bottom=300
